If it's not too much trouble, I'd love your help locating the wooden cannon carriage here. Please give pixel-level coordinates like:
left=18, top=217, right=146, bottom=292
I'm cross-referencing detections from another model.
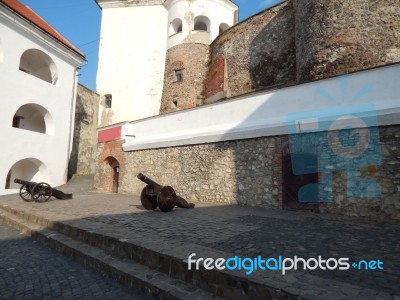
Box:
left=14, top=178, right=72, bottom=202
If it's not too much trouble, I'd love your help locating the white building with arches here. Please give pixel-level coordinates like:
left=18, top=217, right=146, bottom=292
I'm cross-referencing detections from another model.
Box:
left=96, top=0, right=238, bottom=126
left=0, top=0, right=85, bottom=195
left=165, top=0, right=237, bottom=49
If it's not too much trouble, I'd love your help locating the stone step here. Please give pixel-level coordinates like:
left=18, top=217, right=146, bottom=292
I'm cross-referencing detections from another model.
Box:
left=0, top=204, right=285, bottom=299
left=0, top=203, right=383, bottom=300
left=0, top=208, right=219, bottom=300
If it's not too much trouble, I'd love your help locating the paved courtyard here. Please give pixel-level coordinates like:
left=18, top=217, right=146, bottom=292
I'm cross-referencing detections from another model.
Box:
left=0, top=175, right=399, bottom=299
left=0, top=221, right=148, bottom=299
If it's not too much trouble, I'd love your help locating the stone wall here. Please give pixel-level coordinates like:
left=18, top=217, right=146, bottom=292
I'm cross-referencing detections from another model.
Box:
left=68, top=84, right=99, bottom=178
left=205, top=1, right=296, bottom=102
left=93, top=0, right=400, bottom=219
left=120, top=137, right=283, bottom=207
left=160, top=43, right=209, bottom=114
left=202, top=0, right=400, bottom=103
left=324, top=125, right=400, bottom=218
left=159, top=0, right=400, bottom=110
left=284, top=125, right=400, bottom=219
left=113, top=124, right=400, bottom=219
left=294, top=0, right=400, bottom=82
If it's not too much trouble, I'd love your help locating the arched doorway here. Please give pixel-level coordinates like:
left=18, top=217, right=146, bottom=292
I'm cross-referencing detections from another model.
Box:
left=105, top=156, right=119, bottom=193
left=282, top=153, right=319, bottom=211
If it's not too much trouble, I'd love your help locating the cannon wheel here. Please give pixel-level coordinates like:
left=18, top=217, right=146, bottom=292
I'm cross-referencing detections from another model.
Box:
left=19, top=185, right=34, bottom=202
left=140, top=186, right=158, bottom=210
left=32, top=183, right=53, bottom=202
left=157, top=186, right=176, bottom=212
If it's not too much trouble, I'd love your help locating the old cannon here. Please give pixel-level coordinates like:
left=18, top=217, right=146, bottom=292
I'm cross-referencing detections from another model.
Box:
left=137, top=173, right=194, bottom=212
left=14, top=178, right=72, bottom=202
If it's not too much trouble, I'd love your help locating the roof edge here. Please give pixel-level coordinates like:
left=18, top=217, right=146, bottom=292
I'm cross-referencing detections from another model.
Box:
left=1, top=0, right=85, bottom=59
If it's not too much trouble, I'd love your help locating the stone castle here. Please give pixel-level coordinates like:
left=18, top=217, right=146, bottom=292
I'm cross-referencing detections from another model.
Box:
left=96, top=0, right=399, bottom=124
left=89, top=0, right=400, bottom=219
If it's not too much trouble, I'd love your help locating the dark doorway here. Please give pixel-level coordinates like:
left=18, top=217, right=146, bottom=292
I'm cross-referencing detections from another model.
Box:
left=112, top=166, right=119, bottom=193
left=105, top=156, right=120, bottom=193
left=282, top=153, right=319, bottom=211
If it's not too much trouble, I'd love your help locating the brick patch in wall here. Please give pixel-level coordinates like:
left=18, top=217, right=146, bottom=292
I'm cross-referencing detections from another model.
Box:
left=94, top=140, right=125, bottom=193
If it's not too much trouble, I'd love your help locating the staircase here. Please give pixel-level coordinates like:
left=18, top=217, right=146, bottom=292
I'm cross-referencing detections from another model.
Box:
left=0, top=203, right=288, bottom=300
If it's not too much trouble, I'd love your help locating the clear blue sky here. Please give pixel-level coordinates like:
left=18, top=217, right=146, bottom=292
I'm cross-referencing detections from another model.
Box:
left=20, top=0, right=282, bottom=91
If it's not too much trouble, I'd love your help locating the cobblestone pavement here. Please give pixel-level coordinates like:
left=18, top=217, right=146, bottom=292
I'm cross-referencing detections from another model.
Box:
left=0, top=221, right=148, bottom=300
left=1, top=175, right=400, bottom=299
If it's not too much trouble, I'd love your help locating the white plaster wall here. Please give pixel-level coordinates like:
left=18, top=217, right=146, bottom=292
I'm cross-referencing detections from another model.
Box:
left=0, top=36, right=3, bottom=62
left=96, top=5, right=168, bottom=125
left=165, top=0, right=238, bottom=48
left=0, top=8, right=82, bottom=195
left=123, top=64, right=400, bottom=151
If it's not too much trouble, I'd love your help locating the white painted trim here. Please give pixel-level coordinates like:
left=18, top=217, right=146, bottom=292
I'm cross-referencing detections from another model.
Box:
left=122, top=64, right=400, bottom=152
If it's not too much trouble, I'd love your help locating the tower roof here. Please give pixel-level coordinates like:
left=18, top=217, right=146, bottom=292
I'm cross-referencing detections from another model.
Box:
left=1, top=0, right=85, bottom=59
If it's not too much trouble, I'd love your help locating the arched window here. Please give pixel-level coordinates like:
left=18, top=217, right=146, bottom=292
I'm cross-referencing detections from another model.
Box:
left=12, top=103, right=55, bottom=135
left=169, top=18, right=183, bottom=36
left=5, top=158, right=48, bottom=189
left=19, top=49, right=58, bottom=85
left=193, top=16, right=211, bottom=32
left=219, top=23, right=230, bottom=35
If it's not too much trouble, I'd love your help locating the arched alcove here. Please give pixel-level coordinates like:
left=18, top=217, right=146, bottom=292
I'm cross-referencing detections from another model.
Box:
left=19, top=49, right=58, bottom=85
left=219, top=23, right=230, bottom=35
left=169, top=18, right=183, bottom=36
left=5, top=158, right=48, bottom=189
left=12, top=103, right=55, bottom=135
left=193, top=16, right=211, bottom=32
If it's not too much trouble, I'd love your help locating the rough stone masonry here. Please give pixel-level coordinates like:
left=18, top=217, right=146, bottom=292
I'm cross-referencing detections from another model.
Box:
left=95, top=125, right=400, bottom=219
left=95, top=0, right=400, bottom=219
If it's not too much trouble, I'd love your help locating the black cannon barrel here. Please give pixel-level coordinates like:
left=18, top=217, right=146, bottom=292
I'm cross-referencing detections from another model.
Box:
left=14, top=178, right=36, bottom=186
left=137, top=173, right=163, bottom=190
left=137, top=172, right=194, bottom=211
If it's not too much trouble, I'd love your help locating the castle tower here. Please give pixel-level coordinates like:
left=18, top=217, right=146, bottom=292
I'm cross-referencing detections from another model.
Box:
left=96, top=0, right=169, bottom=126
left=160, top=0, right=238, bottom=113
left=294, top=0, right=400, bottom=83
